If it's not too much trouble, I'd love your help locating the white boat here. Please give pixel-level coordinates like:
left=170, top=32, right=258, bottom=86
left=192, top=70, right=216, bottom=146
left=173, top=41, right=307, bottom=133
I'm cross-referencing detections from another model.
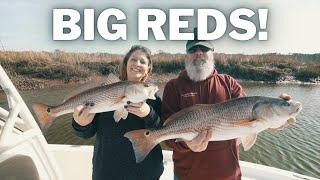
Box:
left=0, top=64, right=318, bottom=180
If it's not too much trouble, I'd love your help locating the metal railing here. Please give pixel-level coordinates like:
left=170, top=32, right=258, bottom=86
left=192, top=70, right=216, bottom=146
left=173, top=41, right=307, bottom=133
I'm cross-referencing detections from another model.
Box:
left=0, top=64, right=63, bottom=179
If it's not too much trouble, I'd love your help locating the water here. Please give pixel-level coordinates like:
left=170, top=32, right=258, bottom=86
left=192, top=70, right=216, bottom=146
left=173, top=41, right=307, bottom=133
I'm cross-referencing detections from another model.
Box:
left=0, top=82, right=319, bottom=178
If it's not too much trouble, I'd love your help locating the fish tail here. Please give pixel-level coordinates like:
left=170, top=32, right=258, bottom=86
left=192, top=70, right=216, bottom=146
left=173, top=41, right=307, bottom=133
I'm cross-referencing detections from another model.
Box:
left=124, top=129, right=158, bottom=163
left=32, top=103, right=56, bottom=131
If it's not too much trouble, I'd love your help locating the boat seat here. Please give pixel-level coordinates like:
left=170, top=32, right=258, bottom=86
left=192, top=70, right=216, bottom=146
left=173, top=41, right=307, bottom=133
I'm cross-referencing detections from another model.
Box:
left=0, top=155, right=39, bottom=180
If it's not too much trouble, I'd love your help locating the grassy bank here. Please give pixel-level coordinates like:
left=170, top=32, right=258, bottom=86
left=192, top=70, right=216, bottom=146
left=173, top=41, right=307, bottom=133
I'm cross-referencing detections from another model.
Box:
left=0, top=51, right=319, bottom=90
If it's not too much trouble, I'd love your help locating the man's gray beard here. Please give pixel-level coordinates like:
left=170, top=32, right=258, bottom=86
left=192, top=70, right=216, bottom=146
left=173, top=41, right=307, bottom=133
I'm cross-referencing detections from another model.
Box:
left=185, top=58, right=215, bottom=82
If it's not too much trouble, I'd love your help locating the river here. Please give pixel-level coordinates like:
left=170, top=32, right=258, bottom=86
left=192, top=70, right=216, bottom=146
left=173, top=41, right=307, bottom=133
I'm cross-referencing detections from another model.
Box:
left=0, top=82, right=319, bottom=178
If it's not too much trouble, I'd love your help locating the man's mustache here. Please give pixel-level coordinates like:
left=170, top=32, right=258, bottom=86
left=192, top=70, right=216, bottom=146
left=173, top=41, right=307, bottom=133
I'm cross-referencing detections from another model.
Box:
left=192, top=57, right=207, bottom=65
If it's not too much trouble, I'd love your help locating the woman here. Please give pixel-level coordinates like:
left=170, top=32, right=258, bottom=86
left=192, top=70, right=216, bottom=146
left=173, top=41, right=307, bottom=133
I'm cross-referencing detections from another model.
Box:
left=72, top=45, right=164, bottom=180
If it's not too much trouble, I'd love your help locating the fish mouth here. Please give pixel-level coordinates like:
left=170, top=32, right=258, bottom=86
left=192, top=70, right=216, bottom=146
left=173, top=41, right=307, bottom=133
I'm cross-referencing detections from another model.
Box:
left=296, top=106, right=302, bottom=113
left=290, top=102, right=302, bottom=116
left=295, top=102, right=302, bottom=113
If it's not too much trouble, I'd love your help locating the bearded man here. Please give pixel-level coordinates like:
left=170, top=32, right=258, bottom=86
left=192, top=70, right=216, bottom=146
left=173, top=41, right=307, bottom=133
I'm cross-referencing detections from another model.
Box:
left=161, top=28, right=246, bottom=180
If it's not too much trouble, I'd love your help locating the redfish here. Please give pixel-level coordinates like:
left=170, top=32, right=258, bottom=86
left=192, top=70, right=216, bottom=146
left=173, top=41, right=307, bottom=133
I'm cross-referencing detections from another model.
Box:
left=125, top=94, right=302, bottom=163
left=32, top=74, right=158, bottom=131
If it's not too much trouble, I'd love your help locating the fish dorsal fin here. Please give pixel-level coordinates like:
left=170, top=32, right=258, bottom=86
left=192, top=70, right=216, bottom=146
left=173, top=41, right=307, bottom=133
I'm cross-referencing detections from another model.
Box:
left=63, top=73, right=120, bottom=102
left=63, top=82, right=102, bottom=102
left=240, top=133, right=257, bottom=151
left=175, top=138, right=185, bottom=142
left=103, top=73, right=121, bottom=85
left=163, top=104, right=210, bottom=126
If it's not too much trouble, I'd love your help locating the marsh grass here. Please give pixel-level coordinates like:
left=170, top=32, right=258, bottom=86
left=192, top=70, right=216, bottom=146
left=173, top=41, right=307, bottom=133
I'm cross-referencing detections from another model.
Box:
left=0, top=51, right=319, bottom=83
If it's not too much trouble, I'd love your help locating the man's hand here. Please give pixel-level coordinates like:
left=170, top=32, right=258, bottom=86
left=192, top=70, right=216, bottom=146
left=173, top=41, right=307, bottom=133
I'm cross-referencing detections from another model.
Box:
left=73, top=105, right=95, bottom=126
left=126, top=102, right=150, bottom=118
left=185, top=130, right=213, bottom=152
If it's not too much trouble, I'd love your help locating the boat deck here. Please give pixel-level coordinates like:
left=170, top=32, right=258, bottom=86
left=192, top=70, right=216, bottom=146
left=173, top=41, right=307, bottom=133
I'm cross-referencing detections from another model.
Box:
left=50, top=145, right=318, bottom=180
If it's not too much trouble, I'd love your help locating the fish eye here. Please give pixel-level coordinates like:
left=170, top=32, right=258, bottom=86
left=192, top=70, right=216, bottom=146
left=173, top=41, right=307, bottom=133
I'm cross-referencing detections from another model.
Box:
left=143, top=83, right=149, bottom=87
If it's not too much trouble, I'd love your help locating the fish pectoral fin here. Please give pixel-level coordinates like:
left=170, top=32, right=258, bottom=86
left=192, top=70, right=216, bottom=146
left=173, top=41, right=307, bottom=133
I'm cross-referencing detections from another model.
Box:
left=240, top=134, right=257, bottom=151
left=113, top=108, right=128, bottom=122
left=232, top=118, right=255, bottom=126
left=122, top=109, right=129, bottom=119
left=149, top=93, right=156, bottom=100
left=114, top=96, right=126, bottom=104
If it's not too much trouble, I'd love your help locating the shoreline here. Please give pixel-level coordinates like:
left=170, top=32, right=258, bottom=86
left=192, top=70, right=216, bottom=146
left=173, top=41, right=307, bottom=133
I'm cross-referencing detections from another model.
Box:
left=1, top=51, right=319, bottom=90
left=3, top=73, right=319, bottom=91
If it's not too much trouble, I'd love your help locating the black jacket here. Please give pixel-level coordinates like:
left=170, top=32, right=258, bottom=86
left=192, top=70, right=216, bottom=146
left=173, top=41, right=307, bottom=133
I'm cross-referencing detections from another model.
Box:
left=72, top=93, right=164, bottom=180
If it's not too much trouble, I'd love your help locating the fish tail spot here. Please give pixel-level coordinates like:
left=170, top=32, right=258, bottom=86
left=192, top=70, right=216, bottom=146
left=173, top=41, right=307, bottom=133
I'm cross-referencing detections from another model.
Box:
left=32, top=103, right=55, bottom=132
left=124, top=129, right=158, bottom=163
left=145, top=131, right=150, bottom=136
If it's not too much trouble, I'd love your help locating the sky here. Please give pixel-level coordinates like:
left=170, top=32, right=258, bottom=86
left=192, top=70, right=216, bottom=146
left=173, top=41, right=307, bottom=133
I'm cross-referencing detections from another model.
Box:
left=0, top=0, right=319, bottom=54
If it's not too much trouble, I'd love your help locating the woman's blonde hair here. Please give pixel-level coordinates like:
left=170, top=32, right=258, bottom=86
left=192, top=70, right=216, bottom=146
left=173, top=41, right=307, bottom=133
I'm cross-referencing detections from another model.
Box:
left=119, top=45, right=153, bottom=82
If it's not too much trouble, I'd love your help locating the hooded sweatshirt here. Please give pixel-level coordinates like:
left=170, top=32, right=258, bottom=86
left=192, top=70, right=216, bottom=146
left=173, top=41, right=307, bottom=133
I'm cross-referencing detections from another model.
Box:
left=161, top=69, right=246, bottom=180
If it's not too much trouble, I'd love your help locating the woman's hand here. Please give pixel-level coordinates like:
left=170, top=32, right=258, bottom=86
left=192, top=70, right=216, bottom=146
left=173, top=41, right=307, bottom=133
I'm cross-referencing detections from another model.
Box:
left=73, top=105, right=95, bottom=126
left=185, top=130, right=213, bottom=152
left=126, top=102, right=150, bottom=118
